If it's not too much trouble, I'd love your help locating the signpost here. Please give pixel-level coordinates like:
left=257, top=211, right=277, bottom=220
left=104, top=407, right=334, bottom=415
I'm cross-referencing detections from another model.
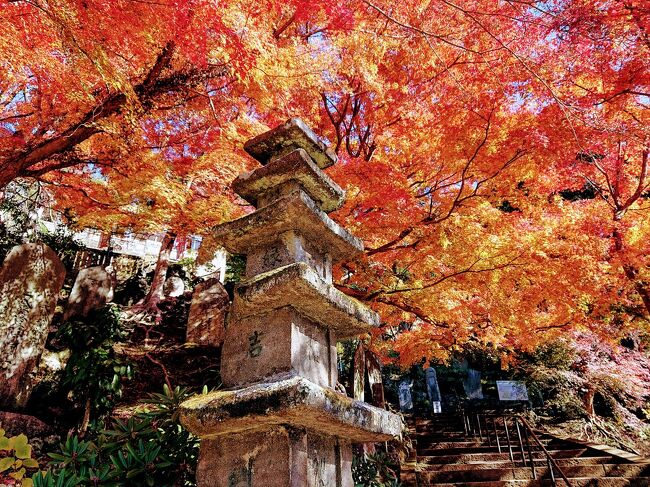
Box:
left=496, top=380, right=529, bottom=401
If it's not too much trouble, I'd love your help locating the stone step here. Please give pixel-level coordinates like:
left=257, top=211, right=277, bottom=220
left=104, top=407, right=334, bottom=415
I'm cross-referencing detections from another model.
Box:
left=416, top=437, right=576, bottom=450
left=413, top=464, right=650, bottom=483
left=418, top=441, right=487, bottom=449
left=415, top=449, right=612, bottom=463
left=401, top=479, right=650, bottom=487
left=402, top=457, right=622, bottom=471
left=412, top=432, right=470, bottom=438
left=418, top=446, right=596, bottom=457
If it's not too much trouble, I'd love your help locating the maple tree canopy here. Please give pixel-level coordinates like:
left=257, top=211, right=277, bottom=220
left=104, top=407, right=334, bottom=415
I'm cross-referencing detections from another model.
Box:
left=1, top=0, right=648, bottom=365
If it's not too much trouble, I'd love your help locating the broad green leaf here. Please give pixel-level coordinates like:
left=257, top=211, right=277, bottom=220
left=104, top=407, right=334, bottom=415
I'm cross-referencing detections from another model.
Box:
left=0, top=456, right=15, bottom=472
left=22, top=458, right=39, bottom=469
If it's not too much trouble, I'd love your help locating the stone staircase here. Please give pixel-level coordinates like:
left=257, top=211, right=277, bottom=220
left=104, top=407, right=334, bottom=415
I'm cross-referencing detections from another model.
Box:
left=401, top=413, right=650, bottom=486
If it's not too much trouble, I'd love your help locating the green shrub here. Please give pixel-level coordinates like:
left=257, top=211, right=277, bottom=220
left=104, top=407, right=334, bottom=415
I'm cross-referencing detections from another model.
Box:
left=352, top=451, right=401, bottom=487
left=37, top=385, right=200, bottom=487
left=0, top=429, right=41, bottom=487
left=56, top=306, right=133, bottom=418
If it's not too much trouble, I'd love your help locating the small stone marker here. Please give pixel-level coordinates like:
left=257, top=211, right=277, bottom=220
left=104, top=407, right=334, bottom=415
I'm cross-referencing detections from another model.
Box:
left=398, top=380, right=413, bottom=412
left=186, top=276, right=229, bottom=347
left=0, top=243, right=65, bottom=408
left=164, top=275, right=185, bottom=297
left=496, top=380, right=529, bottom=401
left=365, top=350, right=385, bottom=408
left=63, top=265, right=114, bottom=321
left=463, top=368, right=484, bottom=400
left=425, top=367, right=442, bottom=413
left=351, top=341, right=366, bottom=401
left=179, top=120, right=401, bottom=487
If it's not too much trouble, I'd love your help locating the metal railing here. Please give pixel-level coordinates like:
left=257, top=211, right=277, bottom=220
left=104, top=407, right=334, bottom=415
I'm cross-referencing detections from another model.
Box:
left=463, top=410, right=572, bottom=486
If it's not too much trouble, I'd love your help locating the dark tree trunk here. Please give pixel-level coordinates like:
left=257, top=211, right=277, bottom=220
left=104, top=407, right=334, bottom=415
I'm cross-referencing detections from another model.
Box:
left=140, top=231, right=176, bottom=311
left=613, top=227, right=650, bottom=317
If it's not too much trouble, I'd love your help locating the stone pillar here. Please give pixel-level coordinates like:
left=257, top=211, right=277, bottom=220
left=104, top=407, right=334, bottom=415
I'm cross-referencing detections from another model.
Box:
left=179, top=119, right=401, bottom=486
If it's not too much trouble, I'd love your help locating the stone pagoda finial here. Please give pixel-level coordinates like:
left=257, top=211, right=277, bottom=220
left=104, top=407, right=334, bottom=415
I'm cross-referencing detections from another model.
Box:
left=179, top=118, right=401, bottom=487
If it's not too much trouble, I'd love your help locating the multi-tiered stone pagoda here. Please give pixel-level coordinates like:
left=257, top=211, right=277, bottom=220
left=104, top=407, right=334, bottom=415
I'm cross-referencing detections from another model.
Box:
left=179, top=119, right=402, bottom=486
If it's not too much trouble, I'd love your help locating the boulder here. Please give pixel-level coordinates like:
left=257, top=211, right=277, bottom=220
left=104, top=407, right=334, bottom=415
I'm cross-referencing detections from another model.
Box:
left=0, top=244, right=65, bottom=408
left=63, top=265, right=114, bottom=321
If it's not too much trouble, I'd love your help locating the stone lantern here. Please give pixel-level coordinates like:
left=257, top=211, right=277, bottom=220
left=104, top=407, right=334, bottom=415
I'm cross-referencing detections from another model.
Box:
left=179, top=119, right=402, bottom=486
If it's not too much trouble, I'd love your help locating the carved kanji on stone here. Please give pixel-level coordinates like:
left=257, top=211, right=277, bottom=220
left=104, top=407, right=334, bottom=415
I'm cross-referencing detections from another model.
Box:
left=179, top=119, right=401, bottom=486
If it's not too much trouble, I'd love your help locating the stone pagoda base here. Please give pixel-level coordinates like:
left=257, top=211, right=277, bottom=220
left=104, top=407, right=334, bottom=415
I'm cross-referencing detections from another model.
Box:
left=197, top=427, right=352, bottom=487
left=181, top=375, right=401, bottom=487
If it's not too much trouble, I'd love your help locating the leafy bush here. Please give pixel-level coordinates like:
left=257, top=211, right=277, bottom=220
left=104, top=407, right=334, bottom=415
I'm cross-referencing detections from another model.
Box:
left=36, top=386, right=199, bottom=487
left=0, top=429, right=41, bottom=487
left=0, top=181, right=82, bottom=269
left=56, top=306, right=133, bottom=418
left=224, top=253, right=246, bottom=284
left=352, top=451, right=401, bottom=487
left=37, top=227, right=82, bottom=273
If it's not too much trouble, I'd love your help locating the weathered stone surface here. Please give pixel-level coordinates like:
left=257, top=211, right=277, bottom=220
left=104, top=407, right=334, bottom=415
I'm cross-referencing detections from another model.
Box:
left=179, top=375, right=402, bottom=443
left=351, top=342, right=365, bottom=401
left=197, top=427, right=352, bottom=487
left=221, top=307, right=336, bottom=388
left=245, top=231, right=332, bottom=282
left=366, top=351, right=386, bottom=407
left=181, top=119, right=402, bottom=487
left=233, top=263, right=380, bottom=339
left=164, top=275, right=185, bottom=297
left=28, top=349, right=71, bottom=400
left=0, top=243, right=65, bottom=408
left=244, top=118, right=337, bottom=169
left=212, top=189, right=363, bottom=264
left=186, top=277, right=229, bottom=347
left=233, top=149, right=345, bottom=212
left=398, top=380, right=413, bottom=412
left=63, top=265, right=114, bottom=321
left=0, top=411, right=53, bottom=438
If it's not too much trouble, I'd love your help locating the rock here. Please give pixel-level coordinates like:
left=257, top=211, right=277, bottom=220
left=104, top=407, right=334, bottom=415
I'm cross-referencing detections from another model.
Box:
left=164, top=275, right=185, bottom=297
left=62, top=265, right=114, bottom=321
left=29, top=349, right=71, bottom=398
left=0, top=244, right=65, bottom=408
left=186, top=277, right=230, bottom=348
left=0, top=411, right=53, bottom=438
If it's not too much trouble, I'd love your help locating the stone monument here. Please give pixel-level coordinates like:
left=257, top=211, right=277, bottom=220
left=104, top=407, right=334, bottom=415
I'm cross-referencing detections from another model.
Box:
left=179, top=119, right=401, bottom=486
left=164, top=274, right=185, bottom=297
left=63, top=265, right=114, bottom=321
left=186, top=276, right=230, bottom=347
left=425, top=367, right=442, bottom=413
left=0, top=243, right=65, bottom=407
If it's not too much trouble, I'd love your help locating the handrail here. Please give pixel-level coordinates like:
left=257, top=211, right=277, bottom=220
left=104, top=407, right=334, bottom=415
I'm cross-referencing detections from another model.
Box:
left=516, top=414, right=572, bottom=487
left=462, top=410, right=573, bottom=486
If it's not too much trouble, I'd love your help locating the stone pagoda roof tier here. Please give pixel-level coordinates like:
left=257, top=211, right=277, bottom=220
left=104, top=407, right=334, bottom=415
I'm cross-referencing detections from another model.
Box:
left=233, top=263, right=380, bottom=339
left=233, top=149, right=344, bottom=213
left=244, top=118, right=337, bottom=169
left=179, top=375, right=402, bottom=443
left=212, top=190, right=363, bottom=264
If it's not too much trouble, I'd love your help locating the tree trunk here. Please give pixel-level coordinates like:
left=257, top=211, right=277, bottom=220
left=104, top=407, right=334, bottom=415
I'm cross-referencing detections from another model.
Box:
left=583, top=385, right=595, bottom=417
left=140, top=231, right=176, bottom=311
left=612, top=227, right=650, bottom=317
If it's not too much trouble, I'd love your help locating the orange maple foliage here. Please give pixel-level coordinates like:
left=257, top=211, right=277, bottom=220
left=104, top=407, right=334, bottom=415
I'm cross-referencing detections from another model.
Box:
left=1, top=0, right=648, bottom=364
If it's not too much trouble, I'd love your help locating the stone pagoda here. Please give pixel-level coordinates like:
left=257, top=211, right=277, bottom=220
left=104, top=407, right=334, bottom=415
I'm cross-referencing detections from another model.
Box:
left=179, top=119, right=402, bottom=486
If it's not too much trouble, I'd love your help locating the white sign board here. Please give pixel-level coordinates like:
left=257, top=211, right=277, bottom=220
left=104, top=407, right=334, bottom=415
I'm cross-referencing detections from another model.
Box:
left=496, top=381, right=529, bottom=401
